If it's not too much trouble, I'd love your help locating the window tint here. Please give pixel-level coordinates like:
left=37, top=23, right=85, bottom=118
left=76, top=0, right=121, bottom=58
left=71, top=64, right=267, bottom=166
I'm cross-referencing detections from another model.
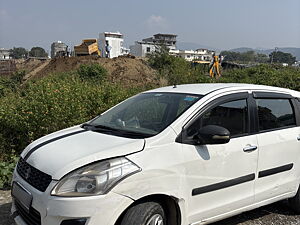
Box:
left=256, top=99, right=296, bottom=131
left=187, top=99, right=248, bottom=138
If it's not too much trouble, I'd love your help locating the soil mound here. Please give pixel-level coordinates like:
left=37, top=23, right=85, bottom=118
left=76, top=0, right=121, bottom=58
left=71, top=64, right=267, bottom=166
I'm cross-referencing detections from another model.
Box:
left=26, top=56, right=159, bottom=86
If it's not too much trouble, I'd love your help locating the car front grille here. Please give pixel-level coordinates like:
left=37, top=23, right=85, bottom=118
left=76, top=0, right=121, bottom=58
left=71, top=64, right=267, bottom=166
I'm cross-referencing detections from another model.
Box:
left=17, top=157, right=52, bottom=192
left=15, top=200, right=41, bottom=225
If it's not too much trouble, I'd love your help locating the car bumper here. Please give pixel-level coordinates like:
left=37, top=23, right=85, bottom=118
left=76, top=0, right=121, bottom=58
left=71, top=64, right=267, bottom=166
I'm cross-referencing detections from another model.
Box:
left=12, top=171, right=134, bottom=225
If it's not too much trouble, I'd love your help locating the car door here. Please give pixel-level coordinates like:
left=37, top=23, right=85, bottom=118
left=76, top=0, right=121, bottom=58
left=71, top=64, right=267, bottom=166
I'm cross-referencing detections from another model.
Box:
left=253, top=92, right=300, bottom=202
left=178, top=92, right=259, bottom=223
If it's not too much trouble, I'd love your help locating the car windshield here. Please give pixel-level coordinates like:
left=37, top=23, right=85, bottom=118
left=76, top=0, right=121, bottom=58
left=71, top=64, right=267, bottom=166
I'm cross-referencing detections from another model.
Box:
left=84, top=92, right=202, bottom=138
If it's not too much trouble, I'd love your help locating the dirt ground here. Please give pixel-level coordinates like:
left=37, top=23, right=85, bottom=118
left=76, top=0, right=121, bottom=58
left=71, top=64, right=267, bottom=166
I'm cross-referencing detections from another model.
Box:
left=1, top=190, right=300, bottom=225
left=15, top=56, right=160, bottom=87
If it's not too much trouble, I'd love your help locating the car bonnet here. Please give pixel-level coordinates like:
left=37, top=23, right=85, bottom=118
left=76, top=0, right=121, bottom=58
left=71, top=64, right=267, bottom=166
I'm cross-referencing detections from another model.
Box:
left=21, top=126, right=145, bottom=180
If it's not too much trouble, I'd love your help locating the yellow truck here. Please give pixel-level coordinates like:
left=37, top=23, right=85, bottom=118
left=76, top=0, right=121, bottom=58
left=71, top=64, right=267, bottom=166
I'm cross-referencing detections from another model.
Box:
left=74, top=39, right=101, bottom=56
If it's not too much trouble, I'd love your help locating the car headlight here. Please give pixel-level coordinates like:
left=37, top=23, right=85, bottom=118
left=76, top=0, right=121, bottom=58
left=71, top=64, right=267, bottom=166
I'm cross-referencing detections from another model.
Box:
left=51, top=157, right=141, bottom=197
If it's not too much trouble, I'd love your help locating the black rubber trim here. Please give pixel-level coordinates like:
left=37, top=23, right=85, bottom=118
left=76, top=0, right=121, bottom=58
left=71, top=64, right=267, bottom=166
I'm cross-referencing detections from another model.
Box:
left=253, top=92, right=292, bottom=99
left=24, top=130, right=88, bottom=161
left=192, top=173, right=255, bottom=196
left=258, top=163, right=293, bottom=178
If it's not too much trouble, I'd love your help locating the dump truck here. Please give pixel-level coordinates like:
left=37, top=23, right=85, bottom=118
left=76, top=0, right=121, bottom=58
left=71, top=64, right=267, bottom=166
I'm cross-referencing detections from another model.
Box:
left=74, top=39, right=101, bottom=56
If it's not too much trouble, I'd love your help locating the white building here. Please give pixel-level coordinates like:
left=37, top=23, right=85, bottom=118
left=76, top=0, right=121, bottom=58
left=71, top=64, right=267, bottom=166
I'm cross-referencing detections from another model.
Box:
left=130, top=34, right=177, bottom=57
left=0, top=48, right=12, bottom=60
left=98, top=32, right=129, bottom=58
left=169, top=49, right=214, bottom=62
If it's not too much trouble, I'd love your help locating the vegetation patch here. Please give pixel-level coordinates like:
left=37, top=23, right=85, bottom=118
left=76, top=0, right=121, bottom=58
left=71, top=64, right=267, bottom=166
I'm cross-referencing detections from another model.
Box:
left=0, top=55, right=299, bottom=188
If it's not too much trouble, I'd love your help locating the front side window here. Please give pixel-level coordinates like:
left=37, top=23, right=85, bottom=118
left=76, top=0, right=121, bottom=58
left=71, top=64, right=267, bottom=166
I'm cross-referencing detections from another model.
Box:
left=87, top=93, right=202, bottom=138
left=256, top=99, right=296, bottom=131
left=187, top=99, right=248, bottom=138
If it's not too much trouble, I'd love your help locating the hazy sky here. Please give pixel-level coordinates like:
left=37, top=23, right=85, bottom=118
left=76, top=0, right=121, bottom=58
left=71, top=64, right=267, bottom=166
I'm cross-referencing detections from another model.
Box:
left=1, top=0, right=299, bottom=53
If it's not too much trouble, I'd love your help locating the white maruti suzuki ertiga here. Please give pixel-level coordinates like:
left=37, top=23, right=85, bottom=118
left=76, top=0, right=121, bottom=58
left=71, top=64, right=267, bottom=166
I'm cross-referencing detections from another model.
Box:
left=11, top=83, right=300, bottom=225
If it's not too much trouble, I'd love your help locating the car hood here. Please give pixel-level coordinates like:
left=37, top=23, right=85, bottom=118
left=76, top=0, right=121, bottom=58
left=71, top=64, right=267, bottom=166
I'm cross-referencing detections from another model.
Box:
left=21, top=126, right=145, bottom=180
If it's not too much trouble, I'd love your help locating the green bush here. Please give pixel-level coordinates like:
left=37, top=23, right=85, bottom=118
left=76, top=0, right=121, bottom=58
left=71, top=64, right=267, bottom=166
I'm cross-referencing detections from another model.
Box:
left=148, top=51, right=212, bottom=85
left=77, top=63, right=107, bottom=81
left=219, top=64, right=300, bottom=91
left=0, top=55, right=299, bottom=189
left=0, top=152, right=18, bottom=189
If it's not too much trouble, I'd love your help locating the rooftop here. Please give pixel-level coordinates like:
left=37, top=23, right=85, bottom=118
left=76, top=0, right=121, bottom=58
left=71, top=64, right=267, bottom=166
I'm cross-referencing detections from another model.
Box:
left=145, top=83, right=300, bottom=97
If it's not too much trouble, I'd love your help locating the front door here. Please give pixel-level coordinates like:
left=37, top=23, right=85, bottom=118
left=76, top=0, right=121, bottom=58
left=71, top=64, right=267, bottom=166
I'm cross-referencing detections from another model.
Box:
left=180, top=93, right=258, bottom=223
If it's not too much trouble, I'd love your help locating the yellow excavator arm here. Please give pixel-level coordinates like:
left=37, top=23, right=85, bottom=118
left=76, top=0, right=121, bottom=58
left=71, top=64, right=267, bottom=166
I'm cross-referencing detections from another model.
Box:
left=209, top=55, right=221, bottom=78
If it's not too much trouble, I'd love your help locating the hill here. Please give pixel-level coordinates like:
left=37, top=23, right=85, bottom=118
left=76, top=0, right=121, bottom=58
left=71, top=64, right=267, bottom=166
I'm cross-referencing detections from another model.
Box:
left=16, top=56, right=159, bottom=87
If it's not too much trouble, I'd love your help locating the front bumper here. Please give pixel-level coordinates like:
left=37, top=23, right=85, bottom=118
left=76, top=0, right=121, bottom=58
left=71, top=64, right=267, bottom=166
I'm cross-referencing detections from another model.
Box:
left=12, top=171, right=134, bottom=225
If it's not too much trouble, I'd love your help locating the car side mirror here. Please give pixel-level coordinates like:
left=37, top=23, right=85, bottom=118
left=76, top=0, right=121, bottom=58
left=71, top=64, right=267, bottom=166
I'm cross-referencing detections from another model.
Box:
left=194, top=125, right=230, bottom=145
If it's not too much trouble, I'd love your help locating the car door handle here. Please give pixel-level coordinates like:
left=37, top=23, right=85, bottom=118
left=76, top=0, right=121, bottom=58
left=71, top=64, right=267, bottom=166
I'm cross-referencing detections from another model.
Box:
left=243, top=145, right=257, bottom=152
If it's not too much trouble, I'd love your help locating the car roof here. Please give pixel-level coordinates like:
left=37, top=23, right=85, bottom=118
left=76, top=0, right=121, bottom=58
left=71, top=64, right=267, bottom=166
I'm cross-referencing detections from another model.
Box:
left=145, top=83, right=300, bottom=97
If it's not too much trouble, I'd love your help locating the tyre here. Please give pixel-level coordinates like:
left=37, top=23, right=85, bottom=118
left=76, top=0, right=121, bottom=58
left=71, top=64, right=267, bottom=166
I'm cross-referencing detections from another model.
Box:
left=120, top=201, right=166, bottom=225
left=289, top=185, right=300, bottom=213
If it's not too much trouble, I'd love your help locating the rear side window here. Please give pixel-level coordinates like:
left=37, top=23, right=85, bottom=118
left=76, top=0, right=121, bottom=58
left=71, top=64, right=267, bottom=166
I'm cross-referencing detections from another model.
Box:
left=256, top=99, right=296, bottom=131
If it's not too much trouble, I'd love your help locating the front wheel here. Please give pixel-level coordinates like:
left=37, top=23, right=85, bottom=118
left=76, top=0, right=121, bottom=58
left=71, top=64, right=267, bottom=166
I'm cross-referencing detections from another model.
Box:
left=120, top=202, right=166, bottom=225
left=289, top=185, right=300, bottom=213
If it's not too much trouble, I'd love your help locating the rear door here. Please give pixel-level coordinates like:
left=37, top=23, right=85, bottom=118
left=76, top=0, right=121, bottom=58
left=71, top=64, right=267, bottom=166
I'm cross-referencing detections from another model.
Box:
left=253, top=92, right=300, bottom=202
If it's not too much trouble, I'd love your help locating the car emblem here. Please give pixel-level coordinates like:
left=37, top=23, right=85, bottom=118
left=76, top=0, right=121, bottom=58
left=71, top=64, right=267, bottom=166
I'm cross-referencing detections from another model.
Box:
left=24, top=167, right=31, bottom=179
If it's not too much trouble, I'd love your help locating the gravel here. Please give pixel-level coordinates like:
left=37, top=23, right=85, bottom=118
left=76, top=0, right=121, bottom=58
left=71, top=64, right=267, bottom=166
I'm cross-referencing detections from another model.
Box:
left=1, top=190, right=300, bottom=225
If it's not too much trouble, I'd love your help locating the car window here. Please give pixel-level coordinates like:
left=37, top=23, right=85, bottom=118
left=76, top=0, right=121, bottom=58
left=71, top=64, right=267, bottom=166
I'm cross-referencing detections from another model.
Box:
left=256, top=99, right=296, bottom=131
left=89, top=93, right=201, bottom=137
left=187, top=99, right=248, bottom=138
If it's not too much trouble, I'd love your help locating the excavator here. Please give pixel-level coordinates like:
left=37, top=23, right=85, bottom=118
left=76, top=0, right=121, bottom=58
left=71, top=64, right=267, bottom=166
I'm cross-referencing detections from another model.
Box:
left=209, top=54, right=222, bottom=78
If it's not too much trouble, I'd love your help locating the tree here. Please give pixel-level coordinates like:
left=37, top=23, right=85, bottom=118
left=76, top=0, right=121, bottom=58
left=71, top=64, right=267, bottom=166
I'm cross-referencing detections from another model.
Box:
left=29, top=47, right=48, bottom=58
left=9, top=47, right=28, bottom=59
left=220, top=51, right=269, bottom=63
left=269, top=51, right=296, bottom=65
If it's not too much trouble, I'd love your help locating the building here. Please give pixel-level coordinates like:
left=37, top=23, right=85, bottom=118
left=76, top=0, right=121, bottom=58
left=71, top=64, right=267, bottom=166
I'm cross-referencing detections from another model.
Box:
left=169, top=49, right=214, bottom=62
left=0, top=48, right=12, bottom=60
left=130, top=33, right=177, bottom=57
left=98, top=32, right=129, bottom=58
left=51, top=41, right=68, bottom=58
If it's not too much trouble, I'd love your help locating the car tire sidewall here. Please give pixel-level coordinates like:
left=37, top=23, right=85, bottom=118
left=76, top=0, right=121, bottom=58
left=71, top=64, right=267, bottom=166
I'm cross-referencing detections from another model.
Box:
left=120, top=202, right=166, bottom=225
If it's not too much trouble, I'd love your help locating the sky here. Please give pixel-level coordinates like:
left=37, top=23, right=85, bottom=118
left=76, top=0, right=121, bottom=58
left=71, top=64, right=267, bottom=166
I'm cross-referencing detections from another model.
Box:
left=0, top=0, right=299, bottom=53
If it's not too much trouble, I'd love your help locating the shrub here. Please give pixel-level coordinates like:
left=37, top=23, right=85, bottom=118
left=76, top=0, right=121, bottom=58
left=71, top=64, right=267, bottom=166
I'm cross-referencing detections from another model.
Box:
left=0, top=152, right=18, bottom=189
left=77, top=63, right=107, bottom=81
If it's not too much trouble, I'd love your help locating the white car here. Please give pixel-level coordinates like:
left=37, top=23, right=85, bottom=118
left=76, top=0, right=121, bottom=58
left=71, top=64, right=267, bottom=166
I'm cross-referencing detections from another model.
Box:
left=11, top=83, right=300, bottom=225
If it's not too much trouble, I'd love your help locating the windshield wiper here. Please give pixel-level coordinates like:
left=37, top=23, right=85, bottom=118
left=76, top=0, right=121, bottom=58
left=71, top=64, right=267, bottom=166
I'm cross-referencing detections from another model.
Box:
left=82, top=123, right=152, bottom=138
left=81, top=123, right=117, bottom=131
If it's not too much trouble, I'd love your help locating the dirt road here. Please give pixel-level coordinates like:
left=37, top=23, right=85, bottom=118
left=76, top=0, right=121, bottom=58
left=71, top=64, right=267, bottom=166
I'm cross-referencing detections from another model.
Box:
left=1, top=190, right=300, bottom=225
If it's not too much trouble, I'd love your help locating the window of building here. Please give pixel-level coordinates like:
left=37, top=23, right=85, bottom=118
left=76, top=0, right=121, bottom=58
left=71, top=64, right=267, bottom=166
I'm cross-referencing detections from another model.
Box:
left=187, top=99, right=248, bottom=138
left=146, top=47, right=151, bottom=53
left=256, top=99, right=296, bottom=131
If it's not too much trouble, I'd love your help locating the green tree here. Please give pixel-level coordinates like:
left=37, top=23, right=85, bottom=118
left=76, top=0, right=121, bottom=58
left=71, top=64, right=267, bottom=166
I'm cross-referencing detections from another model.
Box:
left=29, top=47, right=48, bottom=58
left=221, top=51, right=269, bottom=63
left=269, top=51, right=296, bottom=65
left=9, top=47, right=28, bottom=59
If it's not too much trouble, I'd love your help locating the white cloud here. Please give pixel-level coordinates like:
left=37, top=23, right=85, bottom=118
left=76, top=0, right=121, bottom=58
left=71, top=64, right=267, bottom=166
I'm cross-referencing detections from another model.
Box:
left=146, top=15, right=169, bottom=30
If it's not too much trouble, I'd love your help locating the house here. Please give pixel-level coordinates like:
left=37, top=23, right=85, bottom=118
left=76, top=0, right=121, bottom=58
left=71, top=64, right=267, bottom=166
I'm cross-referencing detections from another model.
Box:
left=169, top=49, right=214, bottom=62
left=130, top=34, right=177, bottom=57
left=98, top=32, right=129, bottom=58
left=0, top=48, right=12, bottom=60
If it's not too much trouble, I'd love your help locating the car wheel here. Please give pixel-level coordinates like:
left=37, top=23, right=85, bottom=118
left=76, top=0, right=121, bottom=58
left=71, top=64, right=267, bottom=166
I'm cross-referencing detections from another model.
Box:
left=120, top=202, right=166, bottom=225
left=289, top=185, right=300, bottom=213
